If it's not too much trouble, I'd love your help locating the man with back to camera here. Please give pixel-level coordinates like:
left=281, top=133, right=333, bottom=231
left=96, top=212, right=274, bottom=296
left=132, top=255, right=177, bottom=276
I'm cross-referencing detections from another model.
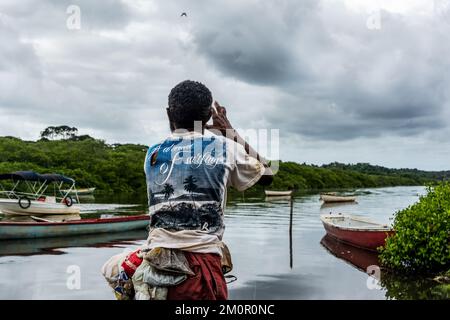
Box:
left=144, top=80, right=274, bottom=300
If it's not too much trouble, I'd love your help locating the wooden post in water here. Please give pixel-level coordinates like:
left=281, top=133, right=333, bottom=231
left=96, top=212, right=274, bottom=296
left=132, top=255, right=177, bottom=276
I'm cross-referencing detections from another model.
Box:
left=289, top=197, right=293, bottom=269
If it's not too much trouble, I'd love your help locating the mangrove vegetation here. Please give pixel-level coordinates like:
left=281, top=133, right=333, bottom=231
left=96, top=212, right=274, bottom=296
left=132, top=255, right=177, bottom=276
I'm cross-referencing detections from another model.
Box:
left=0, top=128, right=449, bottom=194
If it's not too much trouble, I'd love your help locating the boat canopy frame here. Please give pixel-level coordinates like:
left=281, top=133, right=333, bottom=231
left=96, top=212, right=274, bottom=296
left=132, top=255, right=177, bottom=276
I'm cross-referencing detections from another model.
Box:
left=0, top=171, right=79, bottom=204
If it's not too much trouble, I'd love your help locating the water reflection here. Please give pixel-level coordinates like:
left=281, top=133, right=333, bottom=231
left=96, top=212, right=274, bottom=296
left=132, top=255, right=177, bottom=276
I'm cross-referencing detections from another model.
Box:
left=320, top=235, right=379, bottom=272
left=262, top=195, right=295, bottom=269
left=264, top=196, right=292, bottom=202
left=320, top=201, right=359, bottom=210
left=320, top=234, right=449, bottom=300
left=0, top=230, right=148, bottom=257
left=381, top=273, right=449, bottom=300
left=0, top=186, right=445, bottom=300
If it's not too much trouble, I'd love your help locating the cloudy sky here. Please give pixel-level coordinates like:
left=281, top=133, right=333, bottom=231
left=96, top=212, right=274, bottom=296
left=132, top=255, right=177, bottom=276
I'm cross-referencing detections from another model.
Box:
left=1, top=0, right=450, bottom=170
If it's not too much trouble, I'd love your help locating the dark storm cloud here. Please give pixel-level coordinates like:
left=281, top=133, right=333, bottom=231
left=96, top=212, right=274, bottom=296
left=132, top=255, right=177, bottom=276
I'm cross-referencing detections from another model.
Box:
left=190, top=0, right=319, bottom=86
left=186, top=1, right=450, bottom=140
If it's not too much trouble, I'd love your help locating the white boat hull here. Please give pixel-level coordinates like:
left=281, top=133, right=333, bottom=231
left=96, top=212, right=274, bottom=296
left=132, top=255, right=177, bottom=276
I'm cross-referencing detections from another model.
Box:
left=62, top=187, right=96, bottom=196
left=265, top=190, right=293, bottom=197
left=0, top=199, right=80, bottom=216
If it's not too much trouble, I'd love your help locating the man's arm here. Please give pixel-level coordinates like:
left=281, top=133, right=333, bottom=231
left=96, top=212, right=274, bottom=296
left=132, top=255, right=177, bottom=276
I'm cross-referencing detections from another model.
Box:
left=205, top=101, right=274, bottom=186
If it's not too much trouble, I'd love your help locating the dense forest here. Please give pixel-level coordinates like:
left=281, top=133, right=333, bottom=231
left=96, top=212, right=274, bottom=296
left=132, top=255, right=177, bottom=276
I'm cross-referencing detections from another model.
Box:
left=267, top=161, right=439, bottom=191
left=0, top=127, right=448, bottom=194
left=0, top=135, right=147, bottom=193
left=323, top=162, right=450, bottom=182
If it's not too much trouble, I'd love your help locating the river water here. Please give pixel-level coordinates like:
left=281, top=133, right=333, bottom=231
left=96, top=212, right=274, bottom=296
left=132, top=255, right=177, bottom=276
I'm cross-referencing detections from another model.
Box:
left=0, top=186, right=445, bottom=299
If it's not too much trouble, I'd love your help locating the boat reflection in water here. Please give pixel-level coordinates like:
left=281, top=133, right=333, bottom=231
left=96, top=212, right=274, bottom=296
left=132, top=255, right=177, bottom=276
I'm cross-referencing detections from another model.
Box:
left=320, top=234, right=380, bottom=272
left=264, top=195, right=292, bottom=201
left=320, top=235, right=449, bottom=299
left=320, top=201, right=358, bottom=210
left=0, top=229, right=147, bottom=257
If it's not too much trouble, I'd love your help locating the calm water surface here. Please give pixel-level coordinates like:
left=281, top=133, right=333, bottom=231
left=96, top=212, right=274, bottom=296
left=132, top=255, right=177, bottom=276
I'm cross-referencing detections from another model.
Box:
left=0, top=186, right=444, bottom=299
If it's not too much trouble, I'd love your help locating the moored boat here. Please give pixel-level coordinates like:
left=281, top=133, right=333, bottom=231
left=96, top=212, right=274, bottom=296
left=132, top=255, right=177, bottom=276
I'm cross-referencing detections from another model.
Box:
left=265, top=190, right=293, bottom=197
left=0, top=171, right=81, bottom=216
left=320, top=213, right=394, bottom=251
left=62, top=187, right=96, bottom=196
left=0, top=198, right=80, bottom=216
left=0, top=215, right=149, bottom=240
left=320, top=194, right=357, bottom=203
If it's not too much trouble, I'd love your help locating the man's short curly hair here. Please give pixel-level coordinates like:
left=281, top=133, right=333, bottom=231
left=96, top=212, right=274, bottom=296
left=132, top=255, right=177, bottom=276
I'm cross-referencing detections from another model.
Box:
left=168, top=80, right=212, bottom=129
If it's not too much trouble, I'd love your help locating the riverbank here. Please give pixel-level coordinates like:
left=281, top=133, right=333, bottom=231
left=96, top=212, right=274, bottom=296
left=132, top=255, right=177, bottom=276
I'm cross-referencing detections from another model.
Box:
left=1, top=134, right=449, bottom=194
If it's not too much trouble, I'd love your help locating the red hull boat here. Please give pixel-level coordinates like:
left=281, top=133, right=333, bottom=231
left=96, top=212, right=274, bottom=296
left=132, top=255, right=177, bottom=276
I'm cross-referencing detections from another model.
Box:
left=320, top=213, right=394, bottom=251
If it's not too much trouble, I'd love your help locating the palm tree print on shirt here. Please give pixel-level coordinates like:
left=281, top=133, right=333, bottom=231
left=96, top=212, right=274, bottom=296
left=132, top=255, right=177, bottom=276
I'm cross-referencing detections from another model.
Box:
left=162, top=183, right=175, bottom=209
left=183, top=175, right=198, bottom=204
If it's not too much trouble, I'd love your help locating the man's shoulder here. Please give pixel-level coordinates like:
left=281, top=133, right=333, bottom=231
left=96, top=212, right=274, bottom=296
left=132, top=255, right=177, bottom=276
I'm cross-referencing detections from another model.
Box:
left=147, top=142, right=162, bottom=155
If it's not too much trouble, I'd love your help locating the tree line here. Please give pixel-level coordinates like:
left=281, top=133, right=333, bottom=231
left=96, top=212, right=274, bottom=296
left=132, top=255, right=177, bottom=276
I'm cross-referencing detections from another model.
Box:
left=0, top=128, right=447, bottom=194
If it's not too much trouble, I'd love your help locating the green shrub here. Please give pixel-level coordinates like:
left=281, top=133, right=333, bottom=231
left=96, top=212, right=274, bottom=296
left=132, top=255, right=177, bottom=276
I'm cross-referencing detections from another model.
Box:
left=380, top=182, right=450, bottom=274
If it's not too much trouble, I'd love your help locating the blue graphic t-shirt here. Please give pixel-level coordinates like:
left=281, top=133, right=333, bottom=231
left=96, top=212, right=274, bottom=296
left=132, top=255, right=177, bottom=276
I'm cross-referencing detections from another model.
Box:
left=144, top=131, right=264, bottom=254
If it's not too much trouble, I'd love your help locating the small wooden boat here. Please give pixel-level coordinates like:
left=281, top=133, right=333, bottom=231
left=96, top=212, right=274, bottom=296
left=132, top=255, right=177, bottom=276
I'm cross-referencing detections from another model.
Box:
left=265, top=190, right=293, bottom=197
left=320, top=194, right=356, bottom=203
left=62, top=187, right=96, bottom=196
left=320, top=213, right=394, bottom=251
left=0, top=215, right=149, bottom=240
left=265, top=195, right=293, bottom=201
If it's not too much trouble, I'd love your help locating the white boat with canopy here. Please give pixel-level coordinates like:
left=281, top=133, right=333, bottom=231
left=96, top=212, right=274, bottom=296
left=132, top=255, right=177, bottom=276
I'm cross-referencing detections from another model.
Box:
left=0, top=171, right=81, bottom=216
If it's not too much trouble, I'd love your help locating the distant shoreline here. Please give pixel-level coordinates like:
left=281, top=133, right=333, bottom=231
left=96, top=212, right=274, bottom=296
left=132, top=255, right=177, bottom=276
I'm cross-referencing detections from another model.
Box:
left=0, top=135, right=448, bottom=194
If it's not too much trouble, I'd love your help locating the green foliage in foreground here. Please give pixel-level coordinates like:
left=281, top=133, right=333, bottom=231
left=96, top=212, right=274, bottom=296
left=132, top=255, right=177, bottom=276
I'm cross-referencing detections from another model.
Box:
left=380, top=182, right=450, bottom=274
left=0, top=136, right=448, bottom=194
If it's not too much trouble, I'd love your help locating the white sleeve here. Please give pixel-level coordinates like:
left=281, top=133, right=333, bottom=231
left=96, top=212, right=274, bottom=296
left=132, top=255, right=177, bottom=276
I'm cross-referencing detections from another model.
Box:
left=227, top=140, right=265, bottom=192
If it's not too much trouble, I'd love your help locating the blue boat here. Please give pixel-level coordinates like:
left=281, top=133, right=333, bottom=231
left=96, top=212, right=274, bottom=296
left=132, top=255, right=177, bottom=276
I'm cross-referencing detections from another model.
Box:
left=0, top=215, right=149, bottom=240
